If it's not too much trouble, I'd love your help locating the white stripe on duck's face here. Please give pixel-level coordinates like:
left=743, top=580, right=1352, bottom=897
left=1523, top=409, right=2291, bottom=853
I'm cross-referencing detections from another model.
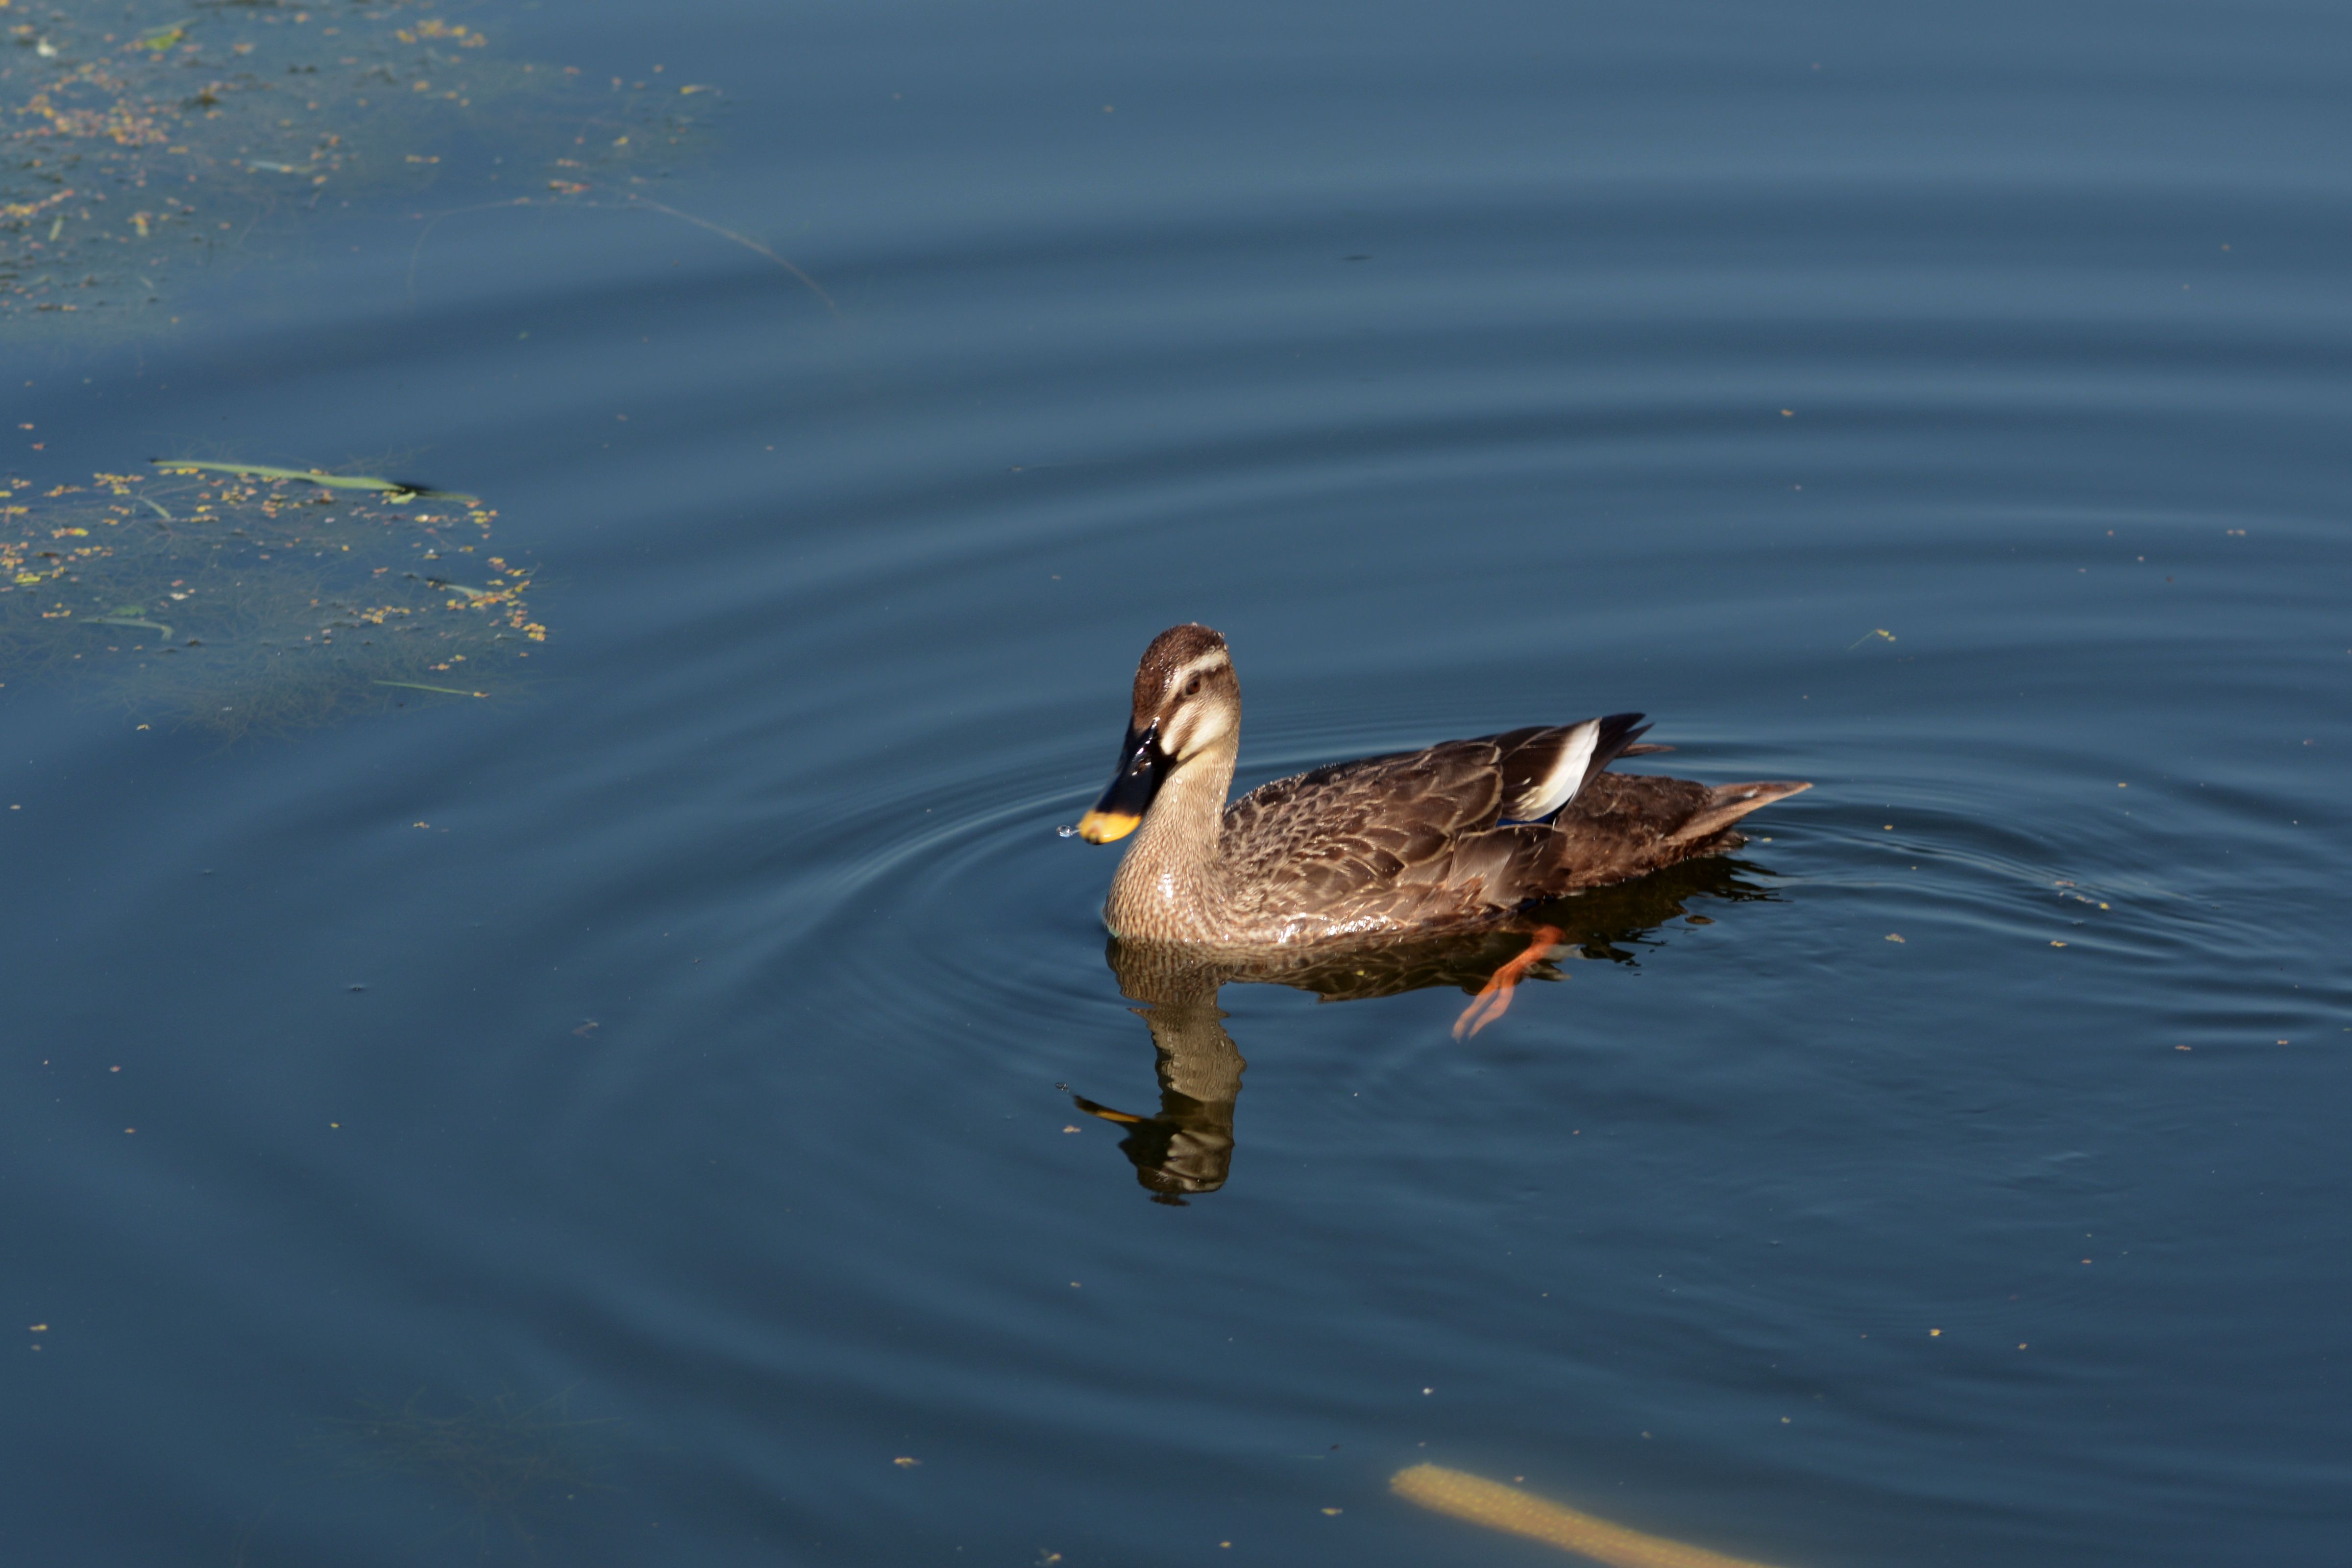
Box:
left=1164, top=650, right=1231, bottom=693
left=1155, top=655, right=1238, bottom=760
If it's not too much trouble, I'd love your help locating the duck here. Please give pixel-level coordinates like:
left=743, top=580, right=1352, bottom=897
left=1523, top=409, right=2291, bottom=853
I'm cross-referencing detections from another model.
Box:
left=1074, top=624, right=1810, bottom=950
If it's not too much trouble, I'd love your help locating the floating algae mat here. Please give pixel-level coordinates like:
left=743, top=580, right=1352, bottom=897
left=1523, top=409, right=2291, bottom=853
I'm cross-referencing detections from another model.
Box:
left=2, top=0, right=718, bottom=335
left=0, top=461, right=543, bottom=735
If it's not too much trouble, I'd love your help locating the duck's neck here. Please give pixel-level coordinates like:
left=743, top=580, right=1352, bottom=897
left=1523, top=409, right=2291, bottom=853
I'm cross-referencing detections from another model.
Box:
left=1104, top=742, right=1236, bottom=942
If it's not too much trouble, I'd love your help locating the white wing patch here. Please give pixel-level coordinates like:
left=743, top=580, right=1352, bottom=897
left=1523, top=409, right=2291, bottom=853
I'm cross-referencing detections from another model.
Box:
left=1510, top=719, right=1600, bottom=819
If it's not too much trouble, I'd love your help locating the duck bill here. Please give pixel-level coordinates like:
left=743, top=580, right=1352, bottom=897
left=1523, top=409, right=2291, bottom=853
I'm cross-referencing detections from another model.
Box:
left=1077, top=722, right=1167, bottom=843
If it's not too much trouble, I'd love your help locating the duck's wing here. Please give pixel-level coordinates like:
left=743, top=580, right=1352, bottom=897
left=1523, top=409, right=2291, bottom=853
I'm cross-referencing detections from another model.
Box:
left=1220, top=716, right=1652, bottom=928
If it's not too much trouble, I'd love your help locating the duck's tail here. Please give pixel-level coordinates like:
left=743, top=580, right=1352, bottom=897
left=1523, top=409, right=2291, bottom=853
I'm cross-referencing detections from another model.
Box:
left=1583, top=711, right=1655, bottom=791
left=1668, top=780, right=1812, bottom=844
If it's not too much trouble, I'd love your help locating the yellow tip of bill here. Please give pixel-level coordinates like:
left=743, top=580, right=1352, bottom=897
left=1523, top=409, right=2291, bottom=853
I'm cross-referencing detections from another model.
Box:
left=1076, top=809, right=1141, bottom=844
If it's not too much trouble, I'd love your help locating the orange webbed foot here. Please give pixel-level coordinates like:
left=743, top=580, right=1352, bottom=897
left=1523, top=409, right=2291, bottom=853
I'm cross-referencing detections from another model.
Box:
left=1452, top=925, right=1565, bottom=1040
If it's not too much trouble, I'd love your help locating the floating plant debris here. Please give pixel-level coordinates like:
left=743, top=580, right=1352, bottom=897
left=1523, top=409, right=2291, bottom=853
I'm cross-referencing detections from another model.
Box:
left=0, top=462, right=544, bottom=736
left=146, top=459, right=478, bottom=502
left=1, top=0, right=720, bottom=334
left=1391, top=1465, right=1788, bottom=1568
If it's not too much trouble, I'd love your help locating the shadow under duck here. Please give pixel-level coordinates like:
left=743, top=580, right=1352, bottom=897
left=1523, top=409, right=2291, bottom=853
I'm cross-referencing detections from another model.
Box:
left=1075, top=624, right=1811, bottom=946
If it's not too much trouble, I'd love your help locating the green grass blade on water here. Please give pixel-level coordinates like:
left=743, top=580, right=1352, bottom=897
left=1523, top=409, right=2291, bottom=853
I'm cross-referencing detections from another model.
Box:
left=147, top=460, right=479, bottom=503
left=86, top=617, right=175, bottom=640
left=372, top=680, right=489, bottom=698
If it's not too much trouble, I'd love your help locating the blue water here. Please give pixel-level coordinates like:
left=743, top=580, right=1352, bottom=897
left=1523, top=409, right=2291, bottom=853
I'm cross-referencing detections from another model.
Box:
left=6, top=1, right=2349, bottom=1563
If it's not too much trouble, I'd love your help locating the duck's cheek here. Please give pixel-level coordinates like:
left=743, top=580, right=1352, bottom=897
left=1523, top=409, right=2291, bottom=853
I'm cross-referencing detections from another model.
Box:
left=1166, top=709, right=1232, bottom=759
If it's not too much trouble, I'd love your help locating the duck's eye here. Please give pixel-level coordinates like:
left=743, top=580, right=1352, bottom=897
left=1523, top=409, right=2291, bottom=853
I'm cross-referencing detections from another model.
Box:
left=1183, top=675, right=1203, bottom=697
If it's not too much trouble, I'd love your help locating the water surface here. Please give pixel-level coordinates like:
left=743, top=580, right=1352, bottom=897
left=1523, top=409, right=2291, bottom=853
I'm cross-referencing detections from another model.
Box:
left=5, top=1, right=2348, bottom=1563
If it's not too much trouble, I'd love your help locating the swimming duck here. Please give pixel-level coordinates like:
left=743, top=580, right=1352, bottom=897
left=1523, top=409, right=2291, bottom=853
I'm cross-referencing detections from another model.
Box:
left=1075, top=624, right=1809, bottom=948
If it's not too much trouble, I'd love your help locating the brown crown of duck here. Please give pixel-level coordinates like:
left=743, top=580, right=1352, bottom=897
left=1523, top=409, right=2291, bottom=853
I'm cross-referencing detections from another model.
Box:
left=1075, top=623, right=1810, bottom=946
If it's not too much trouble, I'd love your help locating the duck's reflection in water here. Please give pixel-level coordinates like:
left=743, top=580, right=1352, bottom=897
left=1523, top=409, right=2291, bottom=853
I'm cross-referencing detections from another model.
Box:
left=1075, top=856, right=1782, bottom=1202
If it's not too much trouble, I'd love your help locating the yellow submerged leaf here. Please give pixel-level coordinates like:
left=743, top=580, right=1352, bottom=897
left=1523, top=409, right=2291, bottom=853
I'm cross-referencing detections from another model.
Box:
left=1391, top=1466, right=1790, bottom=1568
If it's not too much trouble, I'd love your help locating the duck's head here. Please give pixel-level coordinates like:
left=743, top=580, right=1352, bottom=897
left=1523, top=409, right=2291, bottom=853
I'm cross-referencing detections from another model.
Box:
left=1076, top=624, right=1241, bottom=844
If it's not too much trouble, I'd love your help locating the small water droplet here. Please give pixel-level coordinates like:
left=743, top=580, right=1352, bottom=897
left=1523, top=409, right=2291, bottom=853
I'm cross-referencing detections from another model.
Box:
left=1055, top=824, right=1077, bottom=838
